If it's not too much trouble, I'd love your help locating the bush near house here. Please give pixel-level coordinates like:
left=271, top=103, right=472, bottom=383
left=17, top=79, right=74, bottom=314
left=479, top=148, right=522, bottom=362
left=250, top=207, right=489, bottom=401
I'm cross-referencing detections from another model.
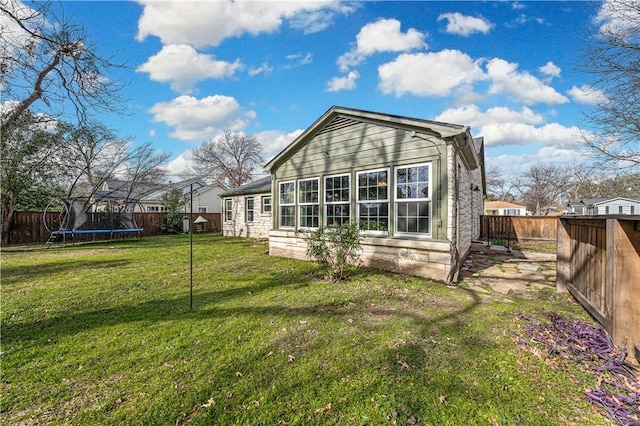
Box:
left=1, top=234, right=609, bottom=425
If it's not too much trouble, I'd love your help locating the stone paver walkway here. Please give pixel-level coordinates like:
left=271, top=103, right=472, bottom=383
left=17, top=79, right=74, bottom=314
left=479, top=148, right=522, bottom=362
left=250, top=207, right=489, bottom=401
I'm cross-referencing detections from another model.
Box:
left=459, top=242, right=557, bottom=295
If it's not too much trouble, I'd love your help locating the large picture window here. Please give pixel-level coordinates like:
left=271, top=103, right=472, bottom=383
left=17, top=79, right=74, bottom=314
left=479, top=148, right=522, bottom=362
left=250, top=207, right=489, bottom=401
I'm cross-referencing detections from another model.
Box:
left=298, top=178, right=319, bottom=228
left=325, top=174, right=350, bottom=226
left=279, top=181, right=295, bottom=228
left=357, top=169, right=389, bottom=233
left=395, top=163, right=431, bottom=235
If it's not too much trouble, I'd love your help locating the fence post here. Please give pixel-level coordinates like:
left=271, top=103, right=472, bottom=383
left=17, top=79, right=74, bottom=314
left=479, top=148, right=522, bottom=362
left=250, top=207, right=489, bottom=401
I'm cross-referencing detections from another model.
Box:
left=556, top=218, right=570, bottom=293
left=607, top=218, right=640, bottom=362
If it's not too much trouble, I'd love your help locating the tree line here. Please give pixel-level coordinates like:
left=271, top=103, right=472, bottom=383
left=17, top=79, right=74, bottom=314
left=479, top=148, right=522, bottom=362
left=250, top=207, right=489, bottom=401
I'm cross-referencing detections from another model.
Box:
left=486, top=163, right=640, bottom=216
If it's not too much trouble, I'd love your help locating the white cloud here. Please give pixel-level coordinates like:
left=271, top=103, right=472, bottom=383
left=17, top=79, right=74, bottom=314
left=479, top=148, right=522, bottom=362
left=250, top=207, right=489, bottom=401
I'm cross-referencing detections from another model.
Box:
left=567, top=84, right=607, bottom=105
left=249, top=62, right=274, bottom=77
left=137, top=44, right=243, bottom=93
left=327, top=71, right=360, bottom=92
left=539, top=61, right=561, bottom=78
left=136, top=0, right=354, bottom=48
left=337, top=19, right=427, bottom=71
left=255, top=129, right=304, bottom=161
left=164, top=151, right=193, bottom=176
left=436, top=105, right=544, bottom=127
left=595, top=0, right=640, bottom=38
left=486, top=58, right=568, bottom=105
left=285, top=52, right=313, bottom=68
left=378, top=50, right=484, bottom=97
left=437, top=12, right=494, bottom=36
left=148, top=95, right=256, bottom=141
left=481, top=122, right=582, bottom=147
left=488, top=146, right=590, bottom=177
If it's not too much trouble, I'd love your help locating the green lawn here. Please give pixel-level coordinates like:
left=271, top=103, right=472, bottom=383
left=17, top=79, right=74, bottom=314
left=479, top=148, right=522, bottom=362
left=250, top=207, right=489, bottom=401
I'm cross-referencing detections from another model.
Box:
left=1, top=234, right=605, bottom=425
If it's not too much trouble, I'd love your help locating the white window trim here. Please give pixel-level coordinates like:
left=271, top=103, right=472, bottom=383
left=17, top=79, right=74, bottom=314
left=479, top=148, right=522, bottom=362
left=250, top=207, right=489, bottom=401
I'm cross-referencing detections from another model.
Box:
left=279, top=181, right=296, bottom=229
left=356, top=168, right=390, bottom=236
left=394, top=162, right=432, bottom=237
left=261, top=196, right=272, bottom=214
left=197, top=205, right=208, bottom=213
left=324, top=173, right=351, bottom=227
left=297, top=177, right=320, bottom=230
left=245, top=197, right=255, bottom=223
left=224, top=199, right=233, bottom=222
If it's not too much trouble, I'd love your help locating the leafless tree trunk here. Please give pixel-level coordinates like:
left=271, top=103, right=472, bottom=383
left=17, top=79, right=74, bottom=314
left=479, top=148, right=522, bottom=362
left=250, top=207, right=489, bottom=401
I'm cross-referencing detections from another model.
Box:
left=191, top=130, right=264, bottom=188
left=514, top=164, right=574, bottom=215
left=1, top=0, right=126, bottom=132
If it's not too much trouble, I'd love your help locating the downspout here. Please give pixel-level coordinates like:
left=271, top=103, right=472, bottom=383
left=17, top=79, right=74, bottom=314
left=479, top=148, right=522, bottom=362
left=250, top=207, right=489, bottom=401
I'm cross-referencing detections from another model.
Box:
left=446, top=133, right=471, bottom=285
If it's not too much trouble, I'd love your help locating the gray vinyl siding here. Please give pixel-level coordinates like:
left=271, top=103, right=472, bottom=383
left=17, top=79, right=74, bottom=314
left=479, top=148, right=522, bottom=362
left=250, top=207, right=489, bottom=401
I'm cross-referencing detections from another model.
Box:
left=271, top=118, right=450, bottom=241
left=595, top=199, right=640, bottom=215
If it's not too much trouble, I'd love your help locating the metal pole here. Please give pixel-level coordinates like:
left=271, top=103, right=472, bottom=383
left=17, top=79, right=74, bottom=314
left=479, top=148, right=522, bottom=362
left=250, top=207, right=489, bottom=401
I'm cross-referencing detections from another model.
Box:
left=190, top=183, right=193, bottom=310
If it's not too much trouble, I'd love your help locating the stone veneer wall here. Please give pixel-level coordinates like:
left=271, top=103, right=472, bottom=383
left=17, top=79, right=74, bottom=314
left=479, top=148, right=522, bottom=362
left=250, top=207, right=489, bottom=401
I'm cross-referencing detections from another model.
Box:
left=222, top=194, right=271, bottom=239
left=269, top=230, right=452, bottom=281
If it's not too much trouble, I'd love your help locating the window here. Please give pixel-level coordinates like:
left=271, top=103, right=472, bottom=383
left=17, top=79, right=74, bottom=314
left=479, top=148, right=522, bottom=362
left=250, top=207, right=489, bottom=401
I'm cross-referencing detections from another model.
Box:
left=325, top=174, right=350, bottom=226
left=505, top=209, right=519, bottom=216
left=298, top=178, right=319, bottom=228
left=357, top=169, right=389, bottom=233
left=395, top=163, right=431, bottom=235
left=262, top=196, right=272, bottom=213
left=245, top=197, right=254, bottom=222
left=147, top=205, right=166, bottom=212
left=279, top=181, right=295, bottom=228
left=197, top=206, right=208, bottom=213
left=224, top=199, right=232, bottom=222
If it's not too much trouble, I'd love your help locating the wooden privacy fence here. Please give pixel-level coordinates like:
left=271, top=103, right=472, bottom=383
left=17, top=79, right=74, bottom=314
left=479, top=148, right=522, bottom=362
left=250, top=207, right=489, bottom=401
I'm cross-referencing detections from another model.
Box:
left=480, top=215, right=557, bottom=243
left=557, top=216, right=640, bottom=363
left=4, top=211, right=221, bottom=245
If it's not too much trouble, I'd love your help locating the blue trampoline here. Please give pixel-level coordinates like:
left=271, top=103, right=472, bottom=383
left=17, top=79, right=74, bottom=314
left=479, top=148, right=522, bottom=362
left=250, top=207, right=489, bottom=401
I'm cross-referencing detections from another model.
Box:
left=44, top=197, right=143, bottom=245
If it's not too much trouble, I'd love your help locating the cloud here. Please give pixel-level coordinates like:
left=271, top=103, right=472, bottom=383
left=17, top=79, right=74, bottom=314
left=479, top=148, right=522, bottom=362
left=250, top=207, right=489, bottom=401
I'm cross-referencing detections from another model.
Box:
left=595, top=0, right=640, bottom=37
left=255, top=129, right=304, bottom=161
left=327, top=71, right=360, bottom=92
left=539, top=61, right=561, bottom=78
left=249, top=62, right=274, bottom=77
left=136, top=0, right=354, bottom=48
left=437, top=12, right=494, bottom=36
left=480, top=122, right=583, bottom=147
left=486, top=58, right=568, bottom=105
left=436, top=105, right=544, bottom=127
left=378, top=50, right=484, bottom=97
left=137, top=44, right=243, bottom=93
left=337, top=19, right=427, bottom=71
left=567, top=84, right=608, bottom=105
left=285, top=52, right=313, bottom=68
left=148, top=95, right=256, bottom=141
left=487, top=146, right=590, bottom=177
left=164, top=151, right=194, bottom=176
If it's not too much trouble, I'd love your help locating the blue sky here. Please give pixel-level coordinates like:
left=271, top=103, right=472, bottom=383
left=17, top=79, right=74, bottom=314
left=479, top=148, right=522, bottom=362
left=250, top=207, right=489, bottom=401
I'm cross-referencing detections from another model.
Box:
left=19, top=1, right=614, bottom=178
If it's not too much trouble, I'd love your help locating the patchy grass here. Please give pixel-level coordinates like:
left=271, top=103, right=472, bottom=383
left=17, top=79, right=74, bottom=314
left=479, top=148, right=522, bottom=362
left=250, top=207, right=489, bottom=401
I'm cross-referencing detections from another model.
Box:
left=512, top=241, right=557, bottom=254
left=1, top=235, right=605, bottom=425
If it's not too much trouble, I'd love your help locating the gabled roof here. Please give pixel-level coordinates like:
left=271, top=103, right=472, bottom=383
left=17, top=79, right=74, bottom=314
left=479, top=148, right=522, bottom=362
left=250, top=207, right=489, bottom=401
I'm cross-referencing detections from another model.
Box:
left=265, top=105, right=478, bottom=171
left=220, top=176, right=271, bottom=197
left=572, top=197, right=640, bottom=206
left=484, top=201, right=527, bottom=209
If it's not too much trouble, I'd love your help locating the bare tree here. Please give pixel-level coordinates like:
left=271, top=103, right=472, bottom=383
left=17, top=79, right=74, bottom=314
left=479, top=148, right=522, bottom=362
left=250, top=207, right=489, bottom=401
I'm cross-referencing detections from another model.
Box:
left=0, top=0, right=126, bottom=132
left=514, top=163, right=574, bottom=215
left=191, top=130, right=264, bottom=188
left=580, top=0, right=640, bottom=171
left=485, top=165, right=517, bottom=201
left=62, top=122, right=169, bottom=201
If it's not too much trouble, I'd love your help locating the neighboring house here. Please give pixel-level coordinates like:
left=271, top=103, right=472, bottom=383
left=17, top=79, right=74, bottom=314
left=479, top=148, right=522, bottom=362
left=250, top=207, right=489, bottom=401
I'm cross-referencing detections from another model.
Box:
left=484, top=201, right=528, bottom=216
left=220, top=176, right=272, bottom=238
left=567, top=197, right=640, bottom=215
left=95, top=178, right=226, bottom=213
left=223, top=106, right=485, bottom=282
